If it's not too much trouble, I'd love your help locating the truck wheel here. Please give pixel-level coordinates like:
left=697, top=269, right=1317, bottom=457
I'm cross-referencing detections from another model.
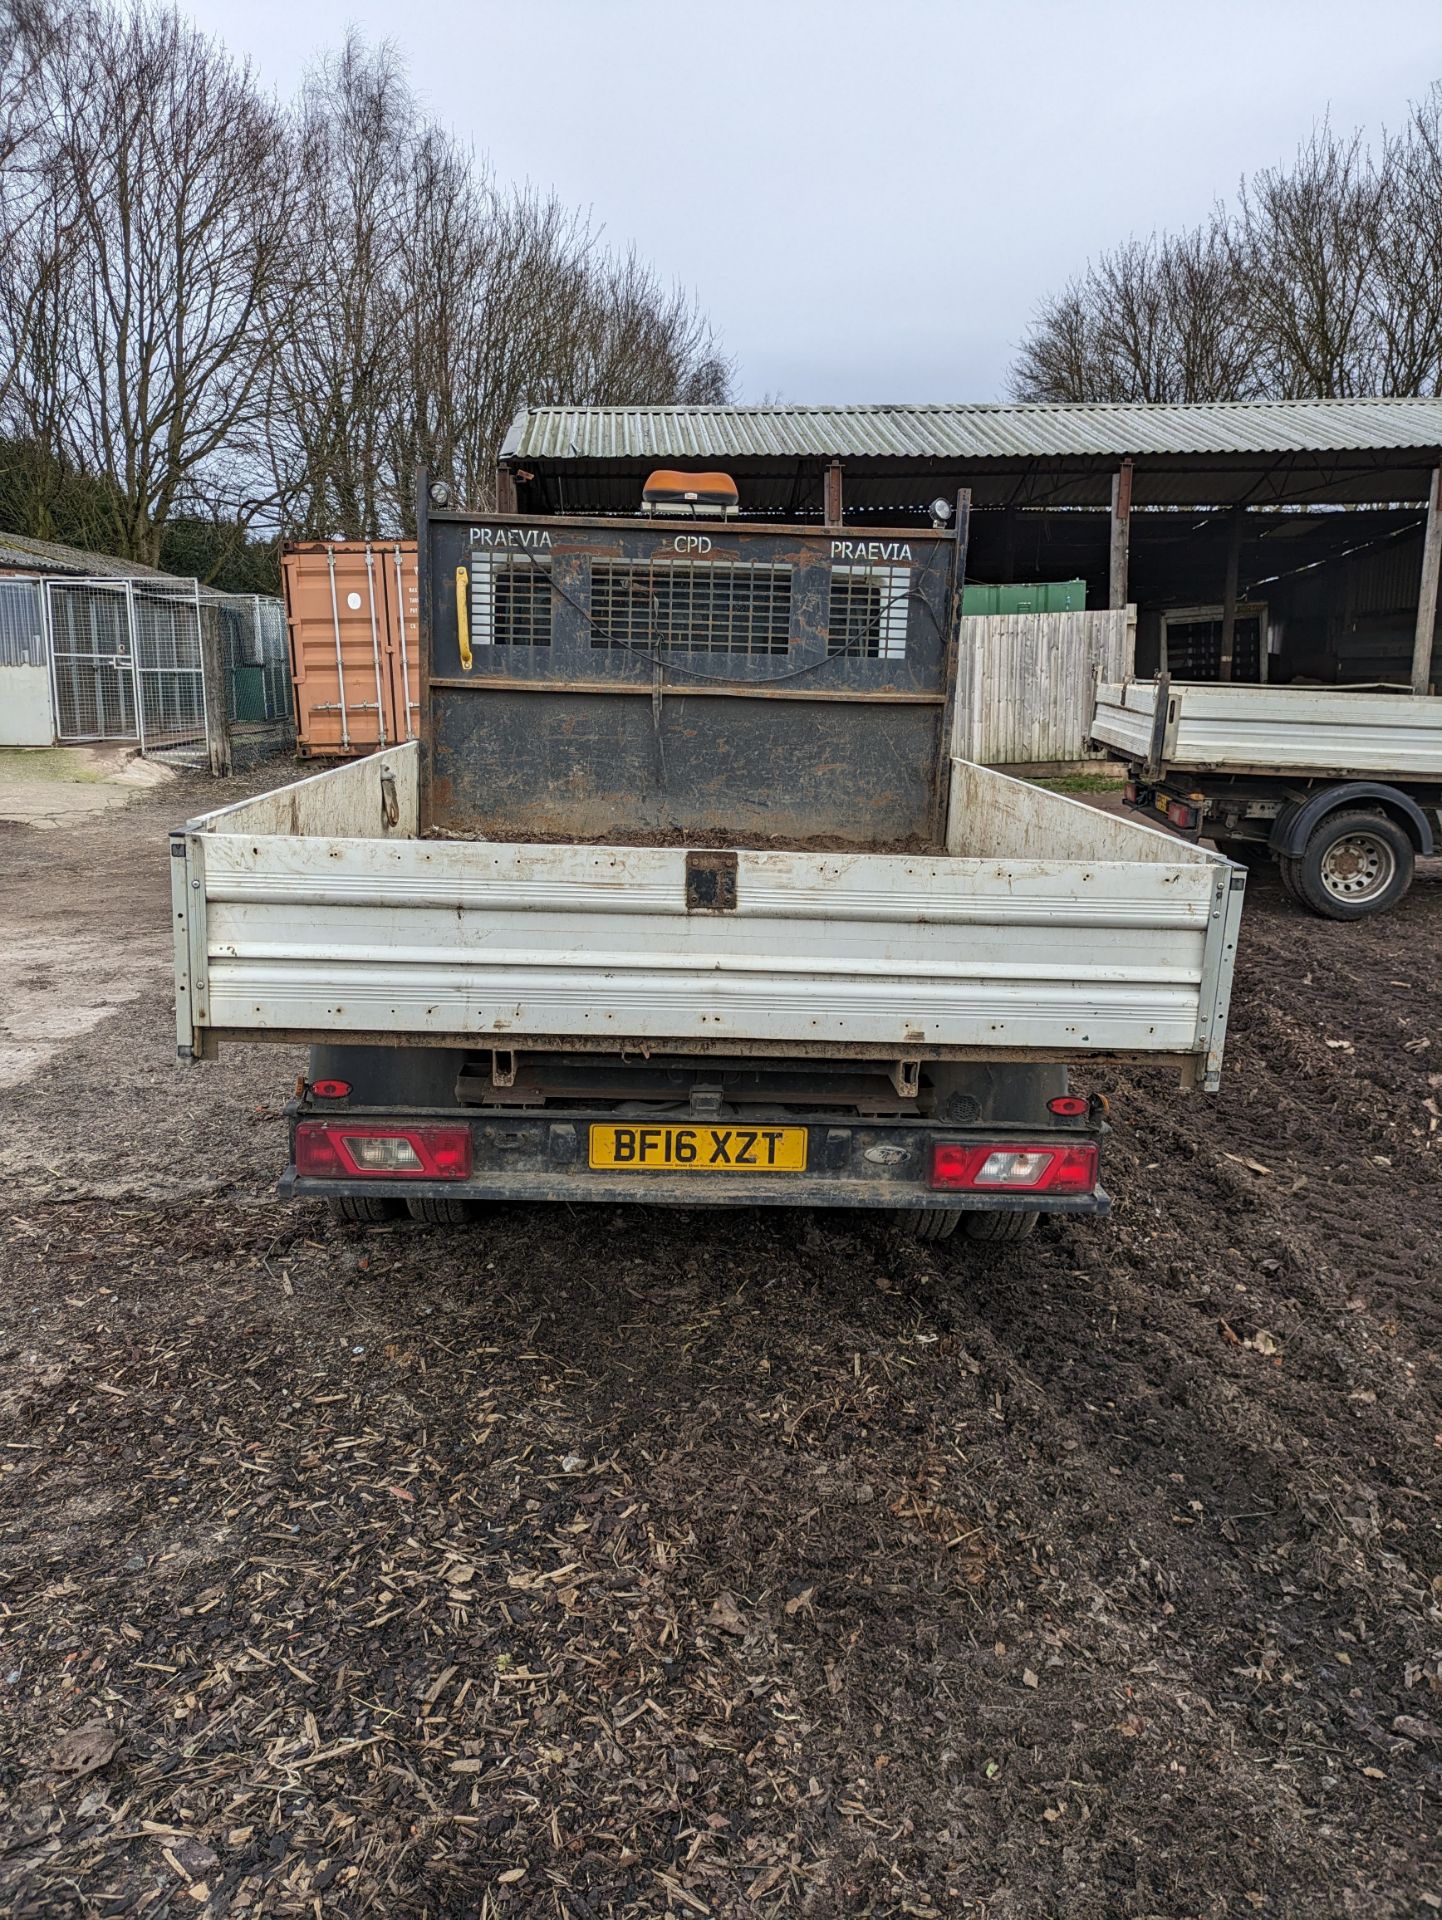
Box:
left=328, top=1195, right=402, bottom=1223
left=896, top=1208, right=961, bottom=1242
left=964, top=1211, right=1038, bottom=1244
left=406, top=1196, right=476, bottom=1225
left=1284, top=811, right=1414, bottom=920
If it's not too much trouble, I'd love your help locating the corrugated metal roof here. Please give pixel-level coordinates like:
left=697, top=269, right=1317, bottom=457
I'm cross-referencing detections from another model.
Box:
left=503, top=397, right=1442, bottom=465
left=0, top=531, right=171, bottom=578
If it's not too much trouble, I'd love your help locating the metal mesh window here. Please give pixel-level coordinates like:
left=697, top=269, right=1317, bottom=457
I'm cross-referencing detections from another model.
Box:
left=132, top=590, right=201, bottom=673
left=252, top=598, right=292, bottom=726
left=590, top=561, right=792, bottom=655
left=827, top=564, right=910, bottom=660
left=471, top=555, right=552, bottom=648
left=0, top=579, right=45, bottom=665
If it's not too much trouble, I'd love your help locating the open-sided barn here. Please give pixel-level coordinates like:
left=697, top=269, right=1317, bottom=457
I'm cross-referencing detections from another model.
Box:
left=500, top=397, right=1442, bottom=696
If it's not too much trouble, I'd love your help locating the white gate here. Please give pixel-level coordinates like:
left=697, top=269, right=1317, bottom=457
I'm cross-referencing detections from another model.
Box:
left=957, top=606, right=1136, bottom=766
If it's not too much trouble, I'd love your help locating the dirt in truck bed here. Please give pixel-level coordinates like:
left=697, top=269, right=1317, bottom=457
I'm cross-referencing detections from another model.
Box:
left=0, top=768, right=1439, bottom=1919
left=422, top=825, right=946, bottom=854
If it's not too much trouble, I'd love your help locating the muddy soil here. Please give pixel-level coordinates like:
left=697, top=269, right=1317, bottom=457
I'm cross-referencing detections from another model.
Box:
left=0, top=774, right=1438, bottom=1918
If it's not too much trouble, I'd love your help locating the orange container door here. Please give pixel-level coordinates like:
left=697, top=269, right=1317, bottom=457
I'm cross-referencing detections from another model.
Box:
left=283, top=545, right=393, bottom=755
left=380, top=543, right=420, bottom=744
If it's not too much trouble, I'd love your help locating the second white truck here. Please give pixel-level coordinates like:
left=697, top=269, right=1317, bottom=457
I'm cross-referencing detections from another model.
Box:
left=1093, top=676, right=1442, bottom=918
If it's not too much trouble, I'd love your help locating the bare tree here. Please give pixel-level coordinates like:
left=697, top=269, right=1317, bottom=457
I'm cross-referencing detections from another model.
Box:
left=266, top=33, right=411, bottom=540
left=0, top=0, right=73, bottom=412
left=1367, top=87, right=1442, bottom=396
left=392, top=170, right=603, bottom=528
left=1013, top=219, right=1255, bottom=404
left=1232, top=124, right=1386, bottom=398
left=3, top=8, right=733, bottom=559
left=1009, top=282, right=1104, bottom=408
left=1158, top=218, right=1257, bottom=401
left=2, top=5, right=302, bottom=562
left=561, top=248, right=731, bottom=407
left=271, top=32, right=732, bottom=538
left=1011, top=89, right=1442, bottom=403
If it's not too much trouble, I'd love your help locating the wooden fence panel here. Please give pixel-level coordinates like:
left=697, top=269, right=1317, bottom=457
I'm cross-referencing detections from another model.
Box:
left=957, top=606, right=1136, bottom=765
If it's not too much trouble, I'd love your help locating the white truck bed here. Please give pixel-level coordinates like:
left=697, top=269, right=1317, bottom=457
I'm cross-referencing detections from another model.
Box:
left=1093, top=679, right=1442, bottom=780
left=172, top=744, right=1243, bottom=1089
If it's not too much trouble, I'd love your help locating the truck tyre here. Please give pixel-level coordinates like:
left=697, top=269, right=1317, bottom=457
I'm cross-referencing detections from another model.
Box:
left=1276, top=855, right=1304, bottom=905
left=896, top=1208, right=961, bottom=1242
left=1282, top=810, right=1414, bottom=920
left=964, top=1210, right=1038, bottom=1244
left=328, top=1195, right=402, bottom=1223
left=406, top=1196, right=476, bottom=1225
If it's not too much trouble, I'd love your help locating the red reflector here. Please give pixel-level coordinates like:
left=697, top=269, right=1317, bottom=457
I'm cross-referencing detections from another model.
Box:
left=295, top=1125, right=346, bottom=1176
left=1047, top=1095, right=1089, bottom=1117
left=929, top=1141, right=1098, bottom=1195
left=295, top=1121, right=472, bottom=1180
left=311, top=1079, right=352, bottom=1099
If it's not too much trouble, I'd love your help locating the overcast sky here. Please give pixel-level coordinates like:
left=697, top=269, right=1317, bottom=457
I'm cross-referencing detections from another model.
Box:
left=185, top=0, right=1441, bottom=406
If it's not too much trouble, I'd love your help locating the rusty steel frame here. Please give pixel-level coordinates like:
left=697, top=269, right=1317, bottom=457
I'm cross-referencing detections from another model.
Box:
left=415, top=481, right=964, bottom=848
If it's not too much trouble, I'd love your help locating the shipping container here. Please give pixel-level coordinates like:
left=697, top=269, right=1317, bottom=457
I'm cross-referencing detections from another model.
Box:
left=282, top=542, right=419, bottom=756
left=962, top=579, right=1086, bottom=616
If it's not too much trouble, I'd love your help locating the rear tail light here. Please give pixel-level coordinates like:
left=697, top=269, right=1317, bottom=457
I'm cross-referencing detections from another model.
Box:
left=1123, top=781, right=1138, bottom=804
left=929, top=1141, right=1098, bottom=1194
left=347, top=1135, right=424, bottom=1172
left=1165, top=798, right=1198, bottom=831
left=295, top=1122, right=472, bottom=1181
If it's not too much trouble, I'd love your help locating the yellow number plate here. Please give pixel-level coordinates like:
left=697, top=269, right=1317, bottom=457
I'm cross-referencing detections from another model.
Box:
left=589, top=1123, right=808, bottom=1173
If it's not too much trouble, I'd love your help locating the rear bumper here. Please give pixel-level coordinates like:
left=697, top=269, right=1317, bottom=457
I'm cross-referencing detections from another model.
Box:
left=280, top=1108, right=1110, bottom=1216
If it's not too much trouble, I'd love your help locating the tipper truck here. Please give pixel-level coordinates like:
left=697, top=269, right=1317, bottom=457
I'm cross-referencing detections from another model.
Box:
left=172, top=476, right=1245, bottom=1242
left=1093, top=676, right=1442, bottom=919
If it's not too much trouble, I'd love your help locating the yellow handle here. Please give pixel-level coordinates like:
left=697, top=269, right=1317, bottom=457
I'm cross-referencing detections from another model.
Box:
left=455, top=565, right=472, bottom=671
